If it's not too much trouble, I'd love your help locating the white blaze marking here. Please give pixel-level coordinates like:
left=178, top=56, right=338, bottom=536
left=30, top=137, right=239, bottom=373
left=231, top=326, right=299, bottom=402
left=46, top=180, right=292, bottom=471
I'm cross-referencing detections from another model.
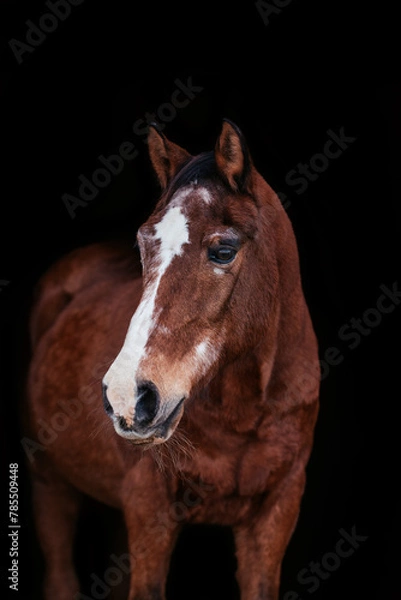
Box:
left=103, top=203, right=189, bottom=398
left=170, top=184, right=211, bottom=206
left=192, top=337, right=220, bottom=377
left=195, top=339, right=210, bottom=363
left=198, top=188, right=212, bottom=203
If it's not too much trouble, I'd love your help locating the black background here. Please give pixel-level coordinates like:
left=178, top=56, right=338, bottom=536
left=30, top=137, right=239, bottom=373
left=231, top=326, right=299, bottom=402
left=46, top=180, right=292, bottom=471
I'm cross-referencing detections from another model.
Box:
left=1, top=1, right=400, bottom=599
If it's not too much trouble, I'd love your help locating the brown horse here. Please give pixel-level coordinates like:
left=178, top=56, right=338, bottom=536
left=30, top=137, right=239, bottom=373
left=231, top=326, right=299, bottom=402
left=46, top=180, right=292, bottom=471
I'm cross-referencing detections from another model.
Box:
left=24, top=120, right=320, bottom=600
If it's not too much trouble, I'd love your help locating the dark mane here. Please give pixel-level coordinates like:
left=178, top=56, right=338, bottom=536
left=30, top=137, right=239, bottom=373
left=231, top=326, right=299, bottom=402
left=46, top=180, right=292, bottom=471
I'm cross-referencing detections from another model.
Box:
left=167, top=151, right=220, bottom=196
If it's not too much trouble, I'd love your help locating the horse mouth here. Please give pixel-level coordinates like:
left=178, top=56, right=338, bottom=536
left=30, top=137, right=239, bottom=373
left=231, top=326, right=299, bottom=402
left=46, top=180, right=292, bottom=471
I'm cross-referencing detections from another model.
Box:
left=128, top=437, right=157, bottom=446
left=113, top=398, right=185, bottom=445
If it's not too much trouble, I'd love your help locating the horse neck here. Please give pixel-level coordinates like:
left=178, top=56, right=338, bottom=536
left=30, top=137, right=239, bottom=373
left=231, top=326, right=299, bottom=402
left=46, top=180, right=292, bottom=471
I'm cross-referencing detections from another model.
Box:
left=185, top=195, right=314, bottom=436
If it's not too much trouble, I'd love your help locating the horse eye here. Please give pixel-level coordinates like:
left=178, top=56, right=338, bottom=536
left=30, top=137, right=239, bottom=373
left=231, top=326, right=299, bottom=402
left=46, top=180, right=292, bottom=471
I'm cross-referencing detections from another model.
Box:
left=208, top=245, right=237, bottom=264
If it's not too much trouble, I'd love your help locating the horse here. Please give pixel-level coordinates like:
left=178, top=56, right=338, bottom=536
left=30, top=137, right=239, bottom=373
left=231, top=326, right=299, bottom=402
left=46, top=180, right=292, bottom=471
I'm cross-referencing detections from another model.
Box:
left=24, top=119, right=320, bottom=600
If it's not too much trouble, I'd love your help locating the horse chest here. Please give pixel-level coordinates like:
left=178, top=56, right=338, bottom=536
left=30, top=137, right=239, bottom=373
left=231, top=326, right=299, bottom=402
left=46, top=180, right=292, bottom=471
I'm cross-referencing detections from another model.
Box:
left=178, top=437, right=286, bottom=525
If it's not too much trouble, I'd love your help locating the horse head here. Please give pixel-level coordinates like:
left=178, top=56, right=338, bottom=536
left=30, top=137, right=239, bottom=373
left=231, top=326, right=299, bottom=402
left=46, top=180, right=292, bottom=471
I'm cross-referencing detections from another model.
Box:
left=102, top=120, right=290, bottom=444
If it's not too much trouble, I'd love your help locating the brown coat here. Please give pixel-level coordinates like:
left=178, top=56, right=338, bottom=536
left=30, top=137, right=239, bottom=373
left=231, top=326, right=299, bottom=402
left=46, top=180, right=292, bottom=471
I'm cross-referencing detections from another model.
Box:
left=24, top=121, right=319, bottom=600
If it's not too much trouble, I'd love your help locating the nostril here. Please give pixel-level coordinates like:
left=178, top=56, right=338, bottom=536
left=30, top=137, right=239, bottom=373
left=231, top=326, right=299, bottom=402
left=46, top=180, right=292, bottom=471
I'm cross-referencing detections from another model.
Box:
left=118, top=415, right=128, bottom=430
left=135, top=381, right=160, bottom=426
left=102, top=383, right=114, bottom=416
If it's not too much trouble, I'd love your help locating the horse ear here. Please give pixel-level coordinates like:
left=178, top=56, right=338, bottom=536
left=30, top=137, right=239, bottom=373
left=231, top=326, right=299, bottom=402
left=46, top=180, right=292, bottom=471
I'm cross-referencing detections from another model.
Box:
left=148, top=124, right=192, bottom=189
left=215, top=119, right=252, bottom=192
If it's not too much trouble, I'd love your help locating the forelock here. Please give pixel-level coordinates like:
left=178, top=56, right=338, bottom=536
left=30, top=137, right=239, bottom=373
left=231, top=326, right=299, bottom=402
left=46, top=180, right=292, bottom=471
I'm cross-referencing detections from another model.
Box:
left=166, top=151, right=220, bottom=198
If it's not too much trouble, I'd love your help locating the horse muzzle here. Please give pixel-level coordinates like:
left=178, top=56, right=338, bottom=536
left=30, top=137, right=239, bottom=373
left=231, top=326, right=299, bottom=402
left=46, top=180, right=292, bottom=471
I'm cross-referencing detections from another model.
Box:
left=102, top=381, right=185, bottom=444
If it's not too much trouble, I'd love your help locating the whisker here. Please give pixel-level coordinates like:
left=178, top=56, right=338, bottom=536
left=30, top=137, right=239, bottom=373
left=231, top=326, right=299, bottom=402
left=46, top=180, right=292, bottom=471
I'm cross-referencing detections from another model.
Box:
left=88, top=419, right=111, bottom=441
left=87, top=374, right=109, bottom=388
left=86, top=405, right=102, bottom=419
left=170, top=430, right=196, bottom=461
left=141, top=443, right=167, bottom=474
left=146, top=428, right=196, bottom=475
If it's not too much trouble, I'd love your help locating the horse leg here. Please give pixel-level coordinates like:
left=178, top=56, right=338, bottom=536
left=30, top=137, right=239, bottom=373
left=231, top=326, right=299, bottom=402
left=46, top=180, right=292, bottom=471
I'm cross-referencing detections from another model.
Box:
left=32, top=474, right=81, bottom=600
left=233, top=466, right=306, bottom=600
left=122, top=469, right=181, bottom=600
